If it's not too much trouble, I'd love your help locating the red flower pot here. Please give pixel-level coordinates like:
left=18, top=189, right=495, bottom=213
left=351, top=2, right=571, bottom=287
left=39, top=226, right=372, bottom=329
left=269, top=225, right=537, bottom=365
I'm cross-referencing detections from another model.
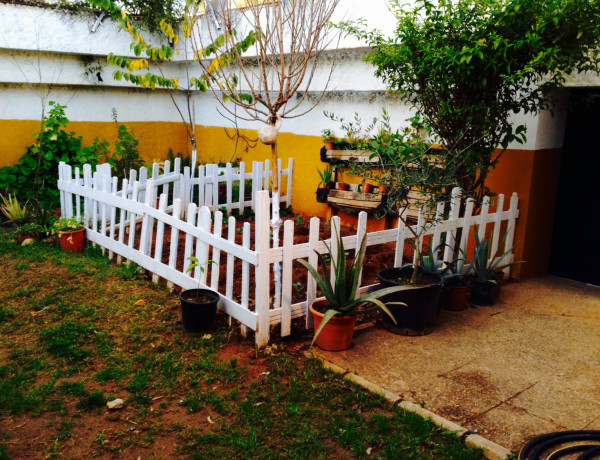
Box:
left=309, top=299, right=356, bottom=351
left=324, top=141, right=335, bottom=150
left=337, top=183, right=350, bottom=191
left=58, top=228, right=85, bottom=253
left=442, top=284, right=469, bottom=311
left=361, top=183, right=373, bottom=193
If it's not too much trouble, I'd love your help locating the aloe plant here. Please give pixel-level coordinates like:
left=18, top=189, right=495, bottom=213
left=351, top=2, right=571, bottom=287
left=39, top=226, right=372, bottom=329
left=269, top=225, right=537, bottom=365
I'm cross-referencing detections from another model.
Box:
left=466, top=226, right=524, bottom=282
left=317, top=165, right=333, bottom=187
left=298, top=224, right=415, bottom=345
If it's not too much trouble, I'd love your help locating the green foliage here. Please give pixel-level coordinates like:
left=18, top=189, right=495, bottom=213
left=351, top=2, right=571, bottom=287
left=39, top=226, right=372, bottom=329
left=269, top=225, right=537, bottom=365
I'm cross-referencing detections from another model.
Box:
left=0, top=102, right=101, bottom=207
left=298, top=224, right=411, bottom=344
left=343, top=0, right=600, bottom=199
left=40, top=321, right=96, bottom=362
left=76, top=390, right=107, bottom=411
left=467, top=227, right=524, bottom=282
left=316, top=165, right=333, bottom=186
left=52, top=217, right=85, bottom=233
left=106, top=114, right=144, bottom=180
left=0, top=194, right=31, bottom=225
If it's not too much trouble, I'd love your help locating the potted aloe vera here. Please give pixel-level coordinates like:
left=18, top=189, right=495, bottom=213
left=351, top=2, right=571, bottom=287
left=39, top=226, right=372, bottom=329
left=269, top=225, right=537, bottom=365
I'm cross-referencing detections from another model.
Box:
left=298, top=224, right=411, bottom=351
left=316, top=165, right=334, bottom=203
left=467, top=227, right=524, bottom=306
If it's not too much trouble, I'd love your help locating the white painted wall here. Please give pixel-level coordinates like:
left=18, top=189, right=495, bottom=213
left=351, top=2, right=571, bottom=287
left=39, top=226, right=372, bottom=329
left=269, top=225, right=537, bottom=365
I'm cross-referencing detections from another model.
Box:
left=0, top=1, right=594, bottom=151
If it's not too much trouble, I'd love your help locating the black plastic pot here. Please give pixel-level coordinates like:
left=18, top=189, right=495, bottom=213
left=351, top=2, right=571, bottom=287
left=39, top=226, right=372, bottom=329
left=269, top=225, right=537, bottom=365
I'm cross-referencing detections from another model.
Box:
left=376, top=267, right=443, bottom=336
left=179, top=289, right=219, bottom=333
left=469, top=279, right=495, bottom=306
left=316, top=187, right=331, bottom=203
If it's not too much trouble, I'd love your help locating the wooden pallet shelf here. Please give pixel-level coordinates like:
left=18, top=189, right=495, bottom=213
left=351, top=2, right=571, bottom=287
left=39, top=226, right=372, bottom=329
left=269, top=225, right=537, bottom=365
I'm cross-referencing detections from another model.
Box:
left=320, top=147, right=379, bottom=165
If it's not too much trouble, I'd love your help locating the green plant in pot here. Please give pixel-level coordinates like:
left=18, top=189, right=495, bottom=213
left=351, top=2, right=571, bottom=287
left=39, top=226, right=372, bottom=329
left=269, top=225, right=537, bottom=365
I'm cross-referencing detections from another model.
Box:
left=322, top=129, right=337, bottom=150
left=53, top=217, right=86, bottom=253
left=467, top=226, right=524, bottom=306
left=316, top=165, right=334, bottom=204
left=376, top=238, right=447, bottom=336
left=298, top=225, right=411, bottom=351
left=14, top=222, right=45, bottom=244
left=179, top=257, right=220, bottom=333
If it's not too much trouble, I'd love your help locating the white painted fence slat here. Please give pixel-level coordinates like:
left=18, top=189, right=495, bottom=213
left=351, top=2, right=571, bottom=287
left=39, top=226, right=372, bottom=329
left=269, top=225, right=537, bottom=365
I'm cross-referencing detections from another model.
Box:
left=254, top=191, right=271, bottom=348
left=183, top=203, right=197, bottom=276
left=305, top=217, right=320, bottom=330
left=211, top=211, right=223, bottom=291
left=152, top=194, right=167, bottom=284
left=241, top=221, right=251, bottom=337
left=195, top=206, right=211, bottom=286
left=281, top=220, right=294, bottom=337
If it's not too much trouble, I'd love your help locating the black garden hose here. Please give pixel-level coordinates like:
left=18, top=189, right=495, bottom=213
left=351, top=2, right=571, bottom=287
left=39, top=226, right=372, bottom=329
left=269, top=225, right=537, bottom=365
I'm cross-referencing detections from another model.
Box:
left=519, top=430, right=600, bottom=460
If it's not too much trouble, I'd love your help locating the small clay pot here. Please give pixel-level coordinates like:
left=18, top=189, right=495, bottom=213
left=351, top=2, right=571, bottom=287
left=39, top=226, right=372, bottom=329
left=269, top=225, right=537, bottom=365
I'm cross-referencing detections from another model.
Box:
left=361, top=183, right=373, bottom=193
left=337, top=183, right=350, bottom=191
left=378, top=185, right=387, bottom=194
left=324, top=141, right=335, bottom=150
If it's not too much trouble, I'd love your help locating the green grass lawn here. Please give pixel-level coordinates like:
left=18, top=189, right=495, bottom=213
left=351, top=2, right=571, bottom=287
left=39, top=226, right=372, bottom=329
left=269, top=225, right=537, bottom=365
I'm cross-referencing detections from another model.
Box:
left=0, top=233, right=483, bottom=459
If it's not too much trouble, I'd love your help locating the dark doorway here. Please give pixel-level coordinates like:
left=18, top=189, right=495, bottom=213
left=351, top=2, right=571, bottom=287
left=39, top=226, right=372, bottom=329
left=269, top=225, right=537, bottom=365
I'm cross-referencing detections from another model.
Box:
left=548, top=89, right=600, bottom=285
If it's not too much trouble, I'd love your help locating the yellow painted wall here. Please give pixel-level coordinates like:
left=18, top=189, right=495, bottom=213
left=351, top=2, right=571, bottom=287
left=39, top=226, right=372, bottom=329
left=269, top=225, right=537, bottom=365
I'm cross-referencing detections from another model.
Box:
left=1, top=119, right=560, bottom=279
left=0, top=119, right=191, bottom=167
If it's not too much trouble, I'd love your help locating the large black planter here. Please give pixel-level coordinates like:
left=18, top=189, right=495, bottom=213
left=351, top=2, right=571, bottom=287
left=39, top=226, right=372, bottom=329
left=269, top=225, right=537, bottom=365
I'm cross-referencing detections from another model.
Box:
left=469, top=279, right=495, bottom=306
left=376, top=267, right=443, bottom=336
left=179, top=289, right=219, bottom=333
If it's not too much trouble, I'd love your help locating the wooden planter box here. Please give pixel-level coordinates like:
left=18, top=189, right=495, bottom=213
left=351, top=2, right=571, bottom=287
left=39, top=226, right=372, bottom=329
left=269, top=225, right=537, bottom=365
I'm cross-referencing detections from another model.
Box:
left=320, top=147, right=379, bottom=165
left=327, top=189, right=387, bottom=214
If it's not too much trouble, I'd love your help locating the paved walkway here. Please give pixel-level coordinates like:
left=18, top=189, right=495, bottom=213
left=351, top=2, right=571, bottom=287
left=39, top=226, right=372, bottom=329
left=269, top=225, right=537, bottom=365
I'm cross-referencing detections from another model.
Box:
left=314, top=276, right=600, bottom=453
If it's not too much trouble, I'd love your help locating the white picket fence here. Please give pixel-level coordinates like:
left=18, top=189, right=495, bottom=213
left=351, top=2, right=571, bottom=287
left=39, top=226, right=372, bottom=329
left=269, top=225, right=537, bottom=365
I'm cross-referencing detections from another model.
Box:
left=57, top=158, right=293, bottom=224
left=58, top=162, right=519, bottom=347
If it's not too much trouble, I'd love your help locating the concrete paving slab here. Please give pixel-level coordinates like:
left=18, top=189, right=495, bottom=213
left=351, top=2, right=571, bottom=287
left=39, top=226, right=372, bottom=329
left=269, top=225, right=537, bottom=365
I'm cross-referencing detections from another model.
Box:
left=469, top=402, right=564, bottom=451
left=313, top=275, right=600, bottom=455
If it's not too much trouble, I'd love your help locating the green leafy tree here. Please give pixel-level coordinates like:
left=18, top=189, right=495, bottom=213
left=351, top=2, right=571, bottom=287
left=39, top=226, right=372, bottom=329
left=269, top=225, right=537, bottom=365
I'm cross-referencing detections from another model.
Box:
left=84, top=0, right=255, bottom=160
left=343, top=0, right=600, bottom=199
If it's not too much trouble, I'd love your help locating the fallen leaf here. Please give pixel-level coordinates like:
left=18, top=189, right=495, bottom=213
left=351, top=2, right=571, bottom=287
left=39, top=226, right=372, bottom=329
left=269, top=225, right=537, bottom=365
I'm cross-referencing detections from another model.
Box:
left=207, top=416, right=215, bottom=424
left=134, top=299, right=147, bottom=306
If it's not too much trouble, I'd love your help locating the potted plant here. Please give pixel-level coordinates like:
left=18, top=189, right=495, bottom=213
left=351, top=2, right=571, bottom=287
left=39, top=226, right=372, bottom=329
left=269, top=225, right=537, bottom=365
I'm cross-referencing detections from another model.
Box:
left=316, top=166, right=334, bottom=203
left=53, top=217, right=86, bottom=253
left=377, top=242, right=445, bottom=335
left=322, top=129, right=337, bottom=150
left=179, top=257, right=220, bottom=333
left=467, top=227, right=524, bottom=306
left=14, top=222, right=44, bottom=244
left=360, top=180, right=373, bottom=194
left=297, top=226, right=409, bottom=351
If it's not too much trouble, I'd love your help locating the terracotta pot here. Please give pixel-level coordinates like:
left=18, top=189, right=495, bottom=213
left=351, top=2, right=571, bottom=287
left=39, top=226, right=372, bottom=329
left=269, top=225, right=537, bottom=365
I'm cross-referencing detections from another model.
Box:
left=361, top=183, right=373, bottom=193
left=378, top=185, right=387, bottom=194
left=324, top=141, right=335, bottom=150
left=17, top=232, right=38, bottom=244
left=58, top=228, right=85, bottom=253
left=492, top=273, right=504, bottom=299
left=442, top=284, right=469, bottom=311
left=337, top=183, right=350, bottom=191
left=309, top=299, right=356, bottom=351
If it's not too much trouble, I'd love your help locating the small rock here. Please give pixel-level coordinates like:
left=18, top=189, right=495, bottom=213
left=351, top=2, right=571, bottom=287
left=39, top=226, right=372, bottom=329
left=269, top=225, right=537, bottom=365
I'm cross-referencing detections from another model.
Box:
left=106, top=398, right=124, bottom=410
left=21, top=238, right=35, bottom=246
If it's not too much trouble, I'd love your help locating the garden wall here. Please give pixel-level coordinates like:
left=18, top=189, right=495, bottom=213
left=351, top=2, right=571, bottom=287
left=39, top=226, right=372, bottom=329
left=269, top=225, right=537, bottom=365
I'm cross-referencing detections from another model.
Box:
left=1, top=1, right=598, bottom=279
